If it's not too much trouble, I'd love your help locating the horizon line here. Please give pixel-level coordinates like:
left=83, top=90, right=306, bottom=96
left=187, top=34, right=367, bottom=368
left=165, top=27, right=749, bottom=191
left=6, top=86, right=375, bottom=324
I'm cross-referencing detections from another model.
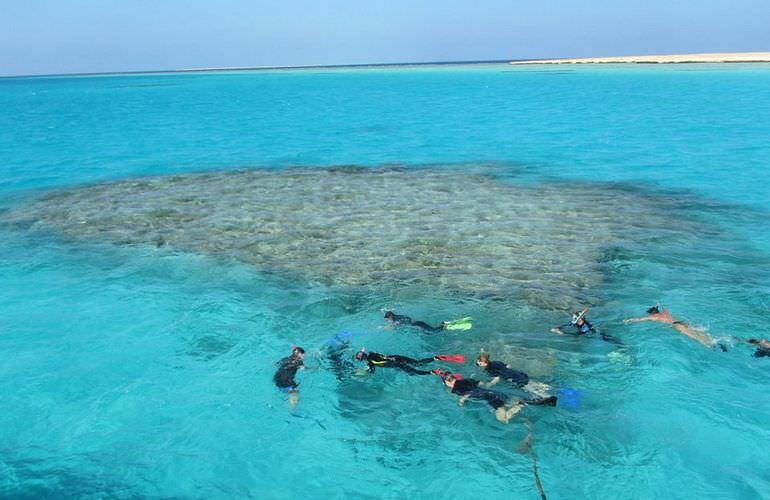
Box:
left=3, top=50, right=768, bottom=79
left=0, top=58, right=524, bottom=80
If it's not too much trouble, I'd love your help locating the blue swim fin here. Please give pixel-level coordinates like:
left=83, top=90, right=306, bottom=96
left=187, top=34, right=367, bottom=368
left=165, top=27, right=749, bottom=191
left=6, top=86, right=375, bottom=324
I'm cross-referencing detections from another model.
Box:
left=556, top=388, right=583, bottom=409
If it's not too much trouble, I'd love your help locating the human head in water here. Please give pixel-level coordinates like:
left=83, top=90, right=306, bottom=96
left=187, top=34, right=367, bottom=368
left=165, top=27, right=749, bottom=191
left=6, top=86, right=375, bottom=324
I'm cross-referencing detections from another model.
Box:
left=572, top=311, right=587, bottom=326
left=646, top=304, right=661, bottom=315
left=476, top=353, right=490, bottom=368
left=442, top=372, right=464, bottom=387
left=355, top=348, right=368, bottom=362
left=291, top=346, right=305, bottom=359
left=384, top=311, right=395, bottom=320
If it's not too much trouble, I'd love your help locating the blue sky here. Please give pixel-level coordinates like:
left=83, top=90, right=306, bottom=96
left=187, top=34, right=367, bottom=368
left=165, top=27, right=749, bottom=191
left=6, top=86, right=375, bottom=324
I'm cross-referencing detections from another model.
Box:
left=1, top=0, right=769, bottom=76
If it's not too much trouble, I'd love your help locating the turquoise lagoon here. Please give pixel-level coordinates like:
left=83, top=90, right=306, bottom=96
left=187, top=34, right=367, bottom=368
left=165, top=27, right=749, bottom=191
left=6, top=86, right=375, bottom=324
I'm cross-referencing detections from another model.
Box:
left=1, top=64, right=769, bottom=498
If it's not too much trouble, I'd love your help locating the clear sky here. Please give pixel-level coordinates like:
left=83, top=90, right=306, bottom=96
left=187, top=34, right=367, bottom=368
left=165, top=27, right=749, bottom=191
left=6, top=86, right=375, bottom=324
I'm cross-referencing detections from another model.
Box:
left=2, top=0, right=769, bottom=76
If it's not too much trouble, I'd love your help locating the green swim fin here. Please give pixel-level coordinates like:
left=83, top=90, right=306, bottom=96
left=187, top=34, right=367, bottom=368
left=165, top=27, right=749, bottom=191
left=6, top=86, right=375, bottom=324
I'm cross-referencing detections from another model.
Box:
left=443, top=317, right=473, bottom=331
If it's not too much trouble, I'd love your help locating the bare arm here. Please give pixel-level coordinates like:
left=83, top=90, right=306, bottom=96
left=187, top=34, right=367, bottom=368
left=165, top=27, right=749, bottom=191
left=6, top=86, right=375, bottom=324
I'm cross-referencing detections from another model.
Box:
left=623, top=316, right=654, bottom=324
left=458, top=395, right=470, bottom=407
left=480, top=376, right=500, bottom=388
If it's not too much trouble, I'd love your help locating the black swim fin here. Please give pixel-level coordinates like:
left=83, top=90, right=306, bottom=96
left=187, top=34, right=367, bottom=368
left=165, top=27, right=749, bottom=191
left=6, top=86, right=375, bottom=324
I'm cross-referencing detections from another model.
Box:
left=526, top=396, right=558, bottom=407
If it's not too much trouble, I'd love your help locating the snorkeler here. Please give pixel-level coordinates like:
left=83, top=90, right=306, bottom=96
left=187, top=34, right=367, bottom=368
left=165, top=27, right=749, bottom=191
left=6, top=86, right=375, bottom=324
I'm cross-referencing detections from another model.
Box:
left=355, top=348, right=465, bottom=375
left=323, top=337, right=354, bottom=382
left=623, top=304, right=720, bottom=349
left=383, top=310, right=473, bottom=333
left=550, top=308, right=618, bottom=343
left=740, top=338, right=770, bottom=358
left=273, top=346, right=305, bottom=408
left=550, top=308, right=595, bottom=335
left=435, top=370, right=556, bottom=424
left=476, top=351, right=553, bottom=398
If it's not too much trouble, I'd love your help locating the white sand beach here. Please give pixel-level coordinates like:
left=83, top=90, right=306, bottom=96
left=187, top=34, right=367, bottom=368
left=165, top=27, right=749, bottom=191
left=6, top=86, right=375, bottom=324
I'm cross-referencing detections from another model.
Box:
left=510, top=52, right=770, bottom=65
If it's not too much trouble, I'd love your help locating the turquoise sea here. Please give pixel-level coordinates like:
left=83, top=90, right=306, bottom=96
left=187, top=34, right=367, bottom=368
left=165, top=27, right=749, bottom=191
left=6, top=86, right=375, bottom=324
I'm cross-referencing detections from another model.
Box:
left=1, top=63, right=769, bottom=499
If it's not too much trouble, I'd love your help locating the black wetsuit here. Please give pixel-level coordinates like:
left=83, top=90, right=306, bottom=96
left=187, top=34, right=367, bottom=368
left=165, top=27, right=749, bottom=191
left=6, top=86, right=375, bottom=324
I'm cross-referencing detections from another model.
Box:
left=387, top=312, right=444, bottom=333
left=451, top=378, right=506, bottom=409
left=755, top=346, right=770, bottom=358
left=558, top=319, right=621, bottom=344
left=325, top=340, right=353, bottom=382
left=558, top=319, right=596, bottom=335
left=364, top=352, right=435, bottom=375
left=273, top=355, right=304, bottom=390
left=483, top=361, right=530, bottom=387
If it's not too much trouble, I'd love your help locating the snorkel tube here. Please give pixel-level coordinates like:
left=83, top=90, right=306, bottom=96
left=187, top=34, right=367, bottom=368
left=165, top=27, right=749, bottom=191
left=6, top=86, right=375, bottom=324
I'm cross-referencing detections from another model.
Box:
left=571, top=308, right=589, bottom=325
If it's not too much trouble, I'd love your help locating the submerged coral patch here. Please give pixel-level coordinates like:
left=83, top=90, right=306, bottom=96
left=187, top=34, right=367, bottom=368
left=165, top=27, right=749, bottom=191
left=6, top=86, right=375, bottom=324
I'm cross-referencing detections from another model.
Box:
left=1, top=167, right=695, bottom=309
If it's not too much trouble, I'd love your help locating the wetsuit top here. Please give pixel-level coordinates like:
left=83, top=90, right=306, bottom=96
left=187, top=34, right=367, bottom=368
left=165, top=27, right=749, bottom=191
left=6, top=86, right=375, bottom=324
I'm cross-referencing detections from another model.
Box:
left=451, top=378, right=505, bottom=409
left=273, top=356, right=304, bottom=388
left=451, top=378, right=480, bottom=395
left=484, top=361, right=530, bottom=386
left=389, top=313, right=414, bottom=324
left=388, top=313, right=443, bottom=333
left=364, top=352, right=399, bottom=372
left=366, top=352, right=394, bottom=365
left=559, top=320, right=595, bottom=335
left=755, top=347, right=770, bottom=358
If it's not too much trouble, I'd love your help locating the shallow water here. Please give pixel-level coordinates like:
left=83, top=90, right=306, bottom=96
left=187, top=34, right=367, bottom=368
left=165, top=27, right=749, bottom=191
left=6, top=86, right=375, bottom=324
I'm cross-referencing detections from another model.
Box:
left=1, top=64, right=769, bottom=499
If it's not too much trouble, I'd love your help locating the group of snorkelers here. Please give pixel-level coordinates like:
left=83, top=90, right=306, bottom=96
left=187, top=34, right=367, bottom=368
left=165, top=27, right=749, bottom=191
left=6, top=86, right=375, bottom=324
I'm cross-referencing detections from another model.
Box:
left=274, top=305, right=769, bottom=421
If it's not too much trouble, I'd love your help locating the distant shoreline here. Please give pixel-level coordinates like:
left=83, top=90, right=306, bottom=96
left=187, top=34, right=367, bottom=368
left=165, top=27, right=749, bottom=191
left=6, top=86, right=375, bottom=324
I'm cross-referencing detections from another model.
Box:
left=4, top=52, right=770, bottom=79
left=509, top=52, right=770, bottom=65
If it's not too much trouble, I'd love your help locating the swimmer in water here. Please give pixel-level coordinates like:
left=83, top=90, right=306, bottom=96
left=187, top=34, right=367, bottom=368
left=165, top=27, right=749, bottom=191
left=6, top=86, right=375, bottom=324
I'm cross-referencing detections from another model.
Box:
left=383, top=310, right=447, bottom=333
left=476, top=351, right=553, bottom=398
left=355, top=348, right=464, bottom=375
left=550, top=308, right=620, bottom=343
left=740, top=338, right=770, bottom=358
left=324, top=338, right=354, bottom=382
left=623, top=304, right=720, bottom=349
left=437, top=371, right=556, bottom=424
left=273, top=346, right=305, bottom=408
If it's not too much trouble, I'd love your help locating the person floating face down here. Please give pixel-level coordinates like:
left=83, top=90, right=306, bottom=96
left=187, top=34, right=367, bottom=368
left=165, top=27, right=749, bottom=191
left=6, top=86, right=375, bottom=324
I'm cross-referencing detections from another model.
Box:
left=475, top=352, right=553, bottom=398
left=745, top=338, right=770, bottom=358
left=273, top=346, right=305, bottom=408
left=550, top=308, right=619, bottom=343
left=438, top=371, right=556, bottom=424
left=623, top=304, right=721, bottom=350
left=324, top=337, right=354, bottom=382
left=355, top=348, right=462, bottom=375
left=383, top=310, right=447, bottom=333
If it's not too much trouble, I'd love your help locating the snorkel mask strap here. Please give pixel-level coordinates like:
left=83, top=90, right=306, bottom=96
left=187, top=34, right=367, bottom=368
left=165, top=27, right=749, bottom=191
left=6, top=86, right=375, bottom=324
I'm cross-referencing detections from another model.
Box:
left=571, top=308, right=589, bottom=325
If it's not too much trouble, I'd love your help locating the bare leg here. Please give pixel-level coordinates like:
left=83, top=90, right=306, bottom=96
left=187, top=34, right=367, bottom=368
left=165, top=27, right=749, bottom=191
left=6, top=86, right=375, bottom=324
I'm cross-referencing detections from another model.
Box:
left=288, top=390, right=299, bottom=410
left=497, top=401, right=524, bottom=423
left=673, top=323, right=715, bottom=348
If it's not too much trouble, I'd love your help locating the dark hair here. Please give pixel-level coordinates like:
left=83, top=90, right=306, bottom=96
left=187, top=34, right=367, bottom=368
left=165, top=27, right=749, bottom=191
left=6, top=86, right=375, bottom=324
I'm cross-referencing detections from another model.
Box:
left=355, top=351, right=367, bottom=361
left=384, top=311, right=395, bottom=319
left=646, top=306, right=660, bottom=315
left=292, top=346, right=305, bottom=354
left=747, top=339, right=759, bottom=345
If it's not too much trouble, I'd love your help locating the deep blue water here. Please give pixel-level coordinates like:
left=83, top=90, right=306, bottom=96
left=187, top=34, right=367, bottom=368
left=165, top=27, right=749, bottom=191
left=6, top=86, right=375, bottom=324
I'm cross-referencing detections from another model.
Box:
left=1, top=64, right=769, bottom=499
